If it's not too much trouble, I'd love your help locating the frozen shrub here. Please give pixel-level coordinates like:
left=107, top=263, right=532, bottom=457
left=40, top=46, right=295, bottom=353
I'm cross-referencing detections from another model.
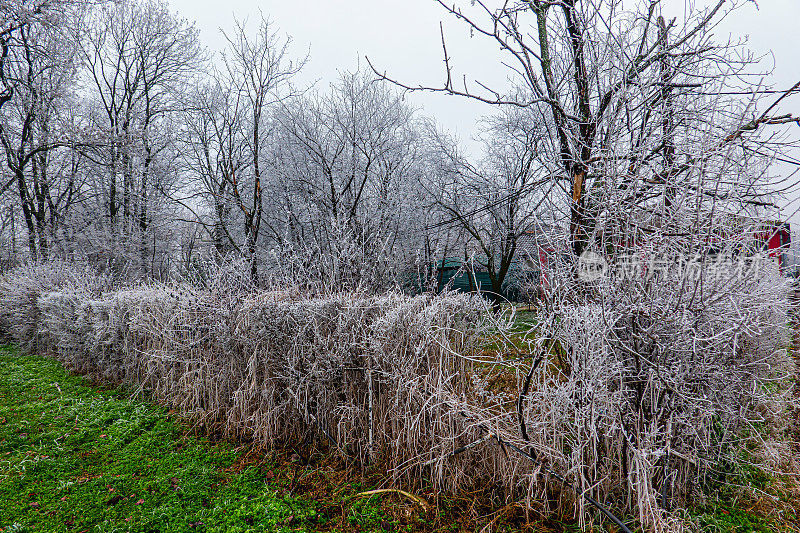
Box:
left=487, top=255, right=797, bottom=532
left=2, top=257, right=794, bottom=532
left=0, top=261, right=111, bottom=352
left=5, top=265, right=498, bottom=490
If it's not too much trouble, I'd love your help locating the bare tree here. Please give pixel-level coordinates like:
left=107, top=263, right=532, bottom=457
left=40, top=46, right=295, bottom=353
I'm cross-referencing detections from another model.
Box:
left=182, top=80, right=246, bottom=258
left=370, top=0, right=800, bottom=260
left=0, top=2, right=85, bottom=260
left=423, top=104, right=554, bottom=304
left=80, top=0, right=203, bottom=274
left=268, top=70, right=427, bottom=291
left=0, top=1, right=71, bottom=116
left=215, top=16, right=303, bottom=280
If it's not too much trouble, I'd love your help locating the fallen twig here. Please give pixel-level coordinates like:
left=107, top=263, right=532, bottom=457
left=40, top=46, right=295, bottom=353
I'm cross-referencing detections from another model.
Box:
left=353, top=488, right=431, bottom=511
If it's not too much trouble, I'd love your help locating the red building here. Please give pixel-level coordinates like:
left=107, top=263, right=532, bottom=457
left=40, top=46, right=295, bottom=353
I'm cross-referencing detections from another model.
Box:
left=756, top=222, right=791, bottom=268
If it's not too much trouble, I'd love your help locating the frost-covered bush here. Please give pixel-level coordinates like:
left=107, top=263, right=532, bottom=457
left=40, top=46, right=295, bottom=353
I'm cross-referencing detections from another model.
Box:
left=2, top=261, right=497, bottom=490
left=224, top=291, right=489, bottom=483
left=38, top=291, right=91, bottom=369
left=2, top=253, right=794, bottom=531
left=0, top=261, right=111, bottom=352
left=475, top=252, right=797, bottom=532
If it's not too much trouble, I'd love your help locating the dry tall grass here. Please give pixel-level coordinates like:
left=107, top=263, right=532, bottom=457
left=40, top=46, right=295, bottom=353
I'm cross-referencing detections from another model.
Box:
left=0, top=261, right=795, bottom=532
left=0, top=263, right=513, bottom=495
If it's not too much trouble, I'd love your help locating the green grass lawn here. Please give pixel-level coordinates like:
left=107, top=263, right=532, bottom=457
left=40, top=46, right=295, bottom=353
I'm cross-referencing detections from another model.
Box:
left=0, top=344, right=350, bottom=533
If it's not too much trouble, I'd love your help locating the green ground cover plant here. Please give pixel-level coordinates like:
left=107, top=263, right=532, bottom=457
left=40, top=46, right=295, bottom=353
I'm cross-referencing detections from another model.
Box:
left=0, top=344, right=396, bottom=533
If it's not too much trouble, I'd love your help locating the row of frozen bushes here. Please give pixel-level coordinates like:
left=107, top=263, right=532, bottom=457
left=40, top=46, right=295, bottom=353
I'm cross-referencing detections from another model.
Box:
left=0, top=261, right=509, bottom=492
left=1, top=260, right=797, bottom=532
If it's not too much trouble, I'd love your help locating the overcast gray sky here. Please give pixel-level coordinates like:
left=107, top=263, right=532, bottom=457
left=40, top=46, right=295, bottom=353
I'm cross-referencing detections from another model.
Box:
left=168, top=0, right=800, bottom=223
